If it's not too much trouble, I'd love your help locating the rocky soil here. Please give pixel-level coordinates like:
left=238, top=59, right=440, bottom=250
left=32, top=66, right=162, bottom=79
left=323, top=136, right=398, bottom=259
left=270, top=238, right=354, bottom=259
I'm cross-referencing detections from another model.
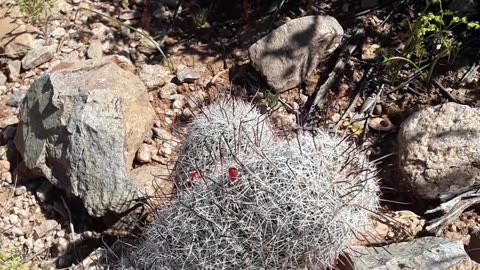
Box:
left=0, top=0, right=480, bottom=269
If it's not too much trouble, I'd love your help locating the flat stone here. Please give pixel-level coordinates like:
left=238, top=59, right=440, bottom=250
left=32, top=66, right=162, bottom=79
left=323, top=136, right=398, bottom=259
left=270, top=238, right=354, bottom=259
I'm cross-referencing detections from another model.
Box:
left=33, top=219, right=58, bottom=239
left=398, top=102, right=480, bottom=199
left=49, top=27, right=67, bottom=39
left=176, top=67, right=200, bottom=83
left=249, top=15, right=343, bottom=91
left=86, top=39, right=103, bottom=59
left=346, top=237, right=479, bottom=270
left=21, top=45, right=56, bottom=70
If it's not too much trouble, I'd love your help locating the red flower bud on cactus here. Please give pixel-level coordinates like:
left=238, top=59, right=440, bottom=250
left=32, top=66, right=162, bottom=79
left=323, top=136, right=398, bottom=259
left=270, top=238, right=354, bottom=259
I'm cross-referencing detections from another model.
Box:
left=191, top=171, right=202, bottom=181
left=228, top=167, right=238, bottom=183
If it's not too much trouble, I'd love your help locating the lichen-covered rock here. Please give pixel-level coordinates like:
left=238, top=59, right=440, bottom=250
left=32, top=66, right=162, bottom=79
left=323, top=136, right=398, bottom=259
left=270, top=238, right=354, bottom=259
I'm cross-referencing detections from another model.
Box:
left=398, top=102, right=480, bottom=199
left=249, top=15, right=343, bottom=91
left=15, top=55, right=155, bottom=216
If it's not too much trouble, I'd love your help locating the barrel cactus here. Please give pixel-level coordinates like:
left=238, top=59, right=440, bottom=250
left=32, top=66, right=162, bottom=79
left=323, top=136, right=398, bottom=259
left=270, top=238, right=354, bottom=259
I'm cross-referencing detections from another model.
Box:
left=116, top=99, right=380, bottom=269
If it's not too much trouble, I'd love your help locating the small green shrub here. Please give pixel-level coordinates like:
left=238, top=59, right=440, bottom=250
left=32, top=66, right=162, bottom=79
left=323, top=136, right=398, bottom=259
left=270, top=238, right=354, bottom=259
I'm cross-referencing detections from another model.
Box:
left=384, top=0, right=480, bottom=84
left=17, top=0, right=55, bottom=25
left=0, top=251, right=29, bottom=270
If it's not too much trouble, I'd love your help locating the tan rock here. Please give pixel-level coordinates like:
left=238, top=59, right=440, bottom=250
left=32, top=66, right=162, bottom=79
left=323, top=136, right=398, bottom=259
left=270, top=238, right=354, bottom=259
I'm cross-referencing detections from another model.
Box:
left=0, top=7, right=39, bottom=57
left=128, top=165, right=174, bottom=202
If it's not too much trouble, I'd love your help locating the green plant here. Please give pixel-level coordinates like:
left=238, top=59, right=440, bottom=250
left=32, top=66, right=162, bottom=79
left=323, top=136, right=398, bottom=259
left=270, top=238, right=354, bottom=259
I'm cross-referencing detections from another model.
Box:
left=0, top=251, right=29, bottom=270
left=192, top=7, right=209, bottom=29
left=384, top=0, right=480, bottom=84
left=17, top=0, right=55, bottom=25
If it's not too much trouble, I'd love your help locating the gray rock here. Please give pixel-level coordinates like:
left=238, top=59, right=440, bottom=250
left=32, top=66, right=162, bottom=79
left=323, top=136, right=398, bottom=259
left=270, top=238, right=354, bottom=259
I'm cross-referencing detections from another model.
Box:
left=449, top=0, right=479, bottom=19
left=86, top=39, right=103, bottom=59
left=21, top=45, right=56, bottom=70
left=398, top=102, right=480, bottom=199
left=14, top=186, right=27, bottom=196
left=0, top=72, right=6, bottom=85
left=49, top=27, right=67, bottom=39
left=6, top=90, right=26, bottom=107
left=249, top=15, right=343, bottom=91
left=346, top=237, right=478, bottom=270
left=139, top=64, right=170, bottom=89
left=15, top=56, right=156, bottom=216
left=159, top=83, right=177, bottom=99
left=176, top=67, right=200, bottom=83
left=33, top=219, right=58, bottom=239
left=7, top=60, right=21, bottom=82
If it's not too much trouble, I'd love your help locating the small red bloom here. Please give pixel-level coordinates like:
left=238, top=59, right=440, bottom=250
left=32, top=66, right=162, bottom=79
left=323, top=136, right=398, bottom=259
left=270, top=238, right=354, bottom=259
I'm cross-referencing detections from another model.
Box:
left=228, top=167, right=238, bottom=183
left=191, top=171, right=202, bottom=181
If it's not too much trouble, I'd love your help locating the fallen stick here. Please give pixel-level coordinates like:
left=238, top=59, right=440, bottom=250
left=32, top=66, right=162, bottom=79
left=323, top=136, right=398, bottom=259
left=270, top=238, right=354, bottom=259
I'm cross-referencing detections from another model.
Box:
left=306, top=28, right=365, bottom=121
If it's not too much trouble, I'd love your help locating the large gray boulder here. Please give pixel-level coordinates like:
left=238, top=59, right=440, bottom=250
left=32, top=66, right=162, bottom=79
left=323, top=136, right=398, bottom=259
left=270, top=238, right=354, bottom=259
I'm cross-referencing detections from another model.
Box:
left=398, top=102, right=480, bottom=199
left=249, top=15, right=343, bottom=91
left=15, top=55, right=156, bottom=217
left=345, top=237, right=478, bottom=270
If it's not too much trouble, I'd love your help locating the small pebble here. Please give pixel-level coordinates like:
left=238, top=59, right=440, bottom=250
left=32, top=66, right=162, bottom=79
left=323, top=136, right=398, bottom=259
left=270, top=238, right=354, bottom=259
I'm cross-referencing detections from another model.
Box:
left=9, top=214, right=20, bottom=225
left=1, top=172, right=12, bottom=183
left=172, top=98, right=184, bottom=109
left=135, top=143, right=153, bottom=164
left=14, top=186, right=27, bottom=196
left=56, top=230, right=65, bottom=238
left=56, top=237, right=69, bottom=252
left=0, top=160, right=11, bottom=173
left=176, top=67, right=201, bottom=83
left=10, top=227, right=24, bottom=237
left=159, top=83, right=177, bottom=99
